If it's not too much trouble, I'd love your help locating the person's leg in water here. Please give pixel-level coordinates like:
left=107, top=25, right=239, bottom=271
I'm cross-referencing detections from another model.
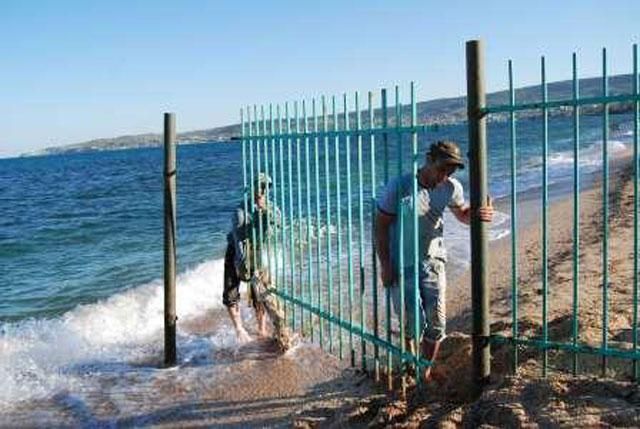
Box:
left=252, top=269, right=293, bottom=352
left=254, top=303, right=269, bottom=337
left=223, top=240, right=252, bottom=343
left=227, top=304, right=252, bottom=343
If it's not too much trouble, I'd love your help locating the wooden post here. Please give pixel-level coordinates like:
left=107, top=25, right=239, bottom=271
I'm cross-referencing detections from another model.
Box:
left=164, top=112, right=177, bottom=366
left=466, top=40, right=490, bottom=394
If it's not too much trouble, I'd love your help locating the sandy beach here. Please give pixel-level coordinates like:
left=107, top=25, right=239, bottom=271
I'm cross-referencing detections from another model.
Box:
left=2, top=158, right=639, bottom=428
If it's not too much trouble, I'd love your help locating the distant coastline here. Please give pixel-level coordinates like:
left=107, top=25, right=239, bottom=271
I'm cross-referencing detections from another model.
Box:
left=19, top=73, right=637, bottom=158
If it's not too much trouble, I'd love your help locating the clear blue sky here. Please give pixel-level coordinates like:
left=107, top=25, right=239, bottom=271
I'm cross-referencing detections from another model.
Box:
left=1, top=0, right=638, bottom=157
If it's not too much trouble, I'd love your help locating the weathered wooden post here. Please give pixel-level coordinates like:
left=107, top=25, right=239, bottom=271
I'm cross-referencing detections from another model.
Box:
left=466, top=40, right=490, bottom=393
left=164, top=112, right=177, bottom=366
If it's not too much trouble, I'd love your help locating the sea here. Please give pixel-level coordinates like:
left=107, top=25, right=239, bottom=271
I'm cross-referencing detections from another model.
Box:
left=0, top=112, right=636, bottom=412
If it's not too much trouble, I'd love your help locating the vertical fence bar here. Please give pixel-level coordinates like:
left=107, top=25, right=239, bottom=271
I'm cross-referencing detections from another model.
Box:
left=270, top=104, right=278, bottom=290
left=334, top=95, right=344, bottom=359
left=163, top=112, right=177, bottom=366
left=263, top=106, right=272, bottom=276
left=257, top=107, right=266, bottom=272
left=323, top=96, right=334, bottom=353
left=541, top=57, right=549, bottom=377
left=356, top=91, right=367, bottom=370
left=410, top=82, right=420, bottom=386
left=278, top=105, right=288, bottom=321
left=508, top=60, right=519, bottom=374
left=395, top=85, right=407, bottom=395
left=295, top=102, right=305, bottom=332
left=466, top=40, right=490, bottom=391
left=369, top=90, right=380, bottom=382
left=381, top=88, right=393, bottom=391
left=286, top=103, right=296, bottom=330
left=572, top=53, right=581, bottom=376
left=314, top=98, right=324, bottom=348
left=633, top=43, right=639, bottom=381
left=241, top=108, right=249, bottom=276
left=344, top=93, right=356, bottom=367
left=249, top=107, right=258, bottom=288
left=304, top=100, right=314, bottom=340
left=601, top=48, right=609, bottom=376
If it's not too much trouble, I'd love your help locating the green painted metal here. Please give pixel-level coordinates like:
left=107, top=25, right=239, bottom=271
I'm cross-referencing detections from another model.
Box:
left=369, top=90, right=380, bottom=382
left=491, top=335, right=640, bottom=360
left=236, top=45, right=640, bottom=389
left=322, top=96, right=334, bottom=353
left=395, top=85, right=407, bottom=388
left=481, top=46, right=640, bottom=380
left=286, top=103, right=296, bottom=330
left=313, top=99, right=324, bottom=348
left=411, top=82, right=421, bottom=386
left=248, top=107, right=258, bottom=277
left=344, top=93, right=356, bottom=367
left=541, top=57, right=549, bottom=377
left=334, top=95, right=344, bottom=360
left=303, top=101, right=314, bottom=340
left=634, top=43, right=639, bottom=381
left=572, top=53, right=581, bottom=376
left=482, top=93, right=640, bottom=114
left=356, top=92, right=367, bottom=369
left=277, top=105, right=288, bottom=321
left=262, top=106, right=272, bottom=275
left=256, top=106, right=265, bottom=272
left=269, top=104, right=278, bottom=301
left=247, top=125, right=442, bottom=140
left=295, top=102, right=304, bottom=332
left=271, top=288, right=433, bottom=367
left=601, top=48, right=610, bottom=376
left=508, top=60, right=519, bottom=373
left=381, top=88, right=393, bottom=390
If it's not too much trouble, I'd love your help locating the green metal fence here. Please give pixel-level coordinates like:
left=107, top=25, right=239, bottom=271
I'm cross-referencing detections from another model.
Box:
left=237, top=40, right=640, bottom=388
left=483, top=44, right=640, bottom=379
left=239, top=83, right=446, bottom=390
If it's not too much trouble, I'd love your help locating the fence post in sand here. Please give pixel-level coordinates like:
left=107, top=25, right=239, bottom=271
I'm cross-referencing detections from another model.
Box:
left=164, top=112, right=177, bottom=366
left=466, top=40, right=490, bottom=393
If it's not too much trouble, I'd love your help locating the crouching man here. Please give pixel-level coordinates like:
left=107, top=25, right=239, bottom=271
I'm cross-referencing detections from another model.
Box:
left=222, top=173, right=293, bottom=352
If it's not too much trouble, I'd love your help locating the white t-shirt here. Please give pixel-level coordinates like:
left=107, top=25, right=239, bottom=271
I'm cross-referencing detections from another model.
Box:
left=377, top=173, right=464, bottom=267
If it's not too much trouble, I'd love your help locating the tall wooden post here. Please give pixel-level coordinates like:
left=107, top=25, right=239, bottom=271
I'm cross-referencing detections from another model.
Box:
left=466, top=40, right=490, bottom=393
left=164, top=112, right=177, bottom=366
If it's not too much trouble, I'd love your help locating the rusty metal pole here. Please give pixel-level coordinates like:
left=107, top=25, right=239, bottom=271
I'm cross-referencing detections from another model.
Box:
left=466, top=40, right=490, bottom=394
left=164, top=112, right=177, bottom=366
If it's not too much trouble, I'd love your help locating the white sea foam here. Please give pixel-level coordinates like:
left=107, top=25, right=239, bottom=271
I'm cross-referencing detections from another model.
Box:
left=522, top=139, right=628, bottom=171
left=0, top=257, right=228, bottom=409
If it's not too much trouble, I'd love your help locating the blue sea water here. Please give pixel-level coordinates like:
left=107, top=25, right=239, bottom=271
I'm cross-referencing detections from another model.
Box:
left=0, top=113, right=635, bottom=408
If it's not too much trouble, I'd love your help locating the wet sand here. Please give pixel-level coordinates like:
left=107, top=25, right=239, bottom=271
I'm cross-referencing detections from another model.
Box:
left=0, top=308, right=378, bottom=428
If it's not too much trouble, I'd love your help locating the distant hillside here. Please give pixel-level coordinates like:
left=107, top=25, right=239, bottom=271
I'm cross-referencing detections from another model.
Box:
left=30, top=74, right=636, bottom=156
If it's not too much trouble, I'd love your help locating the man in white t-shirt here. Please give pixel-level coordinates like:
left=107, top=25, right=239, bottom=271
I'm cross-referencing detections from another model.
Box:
left=375, top=140, right=493, bottom=382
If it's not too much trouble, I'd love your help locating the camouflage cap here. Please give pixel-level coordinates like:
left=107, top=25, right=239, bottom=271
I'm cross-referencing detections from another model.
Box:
left=254, top=172, right=272, bottom=195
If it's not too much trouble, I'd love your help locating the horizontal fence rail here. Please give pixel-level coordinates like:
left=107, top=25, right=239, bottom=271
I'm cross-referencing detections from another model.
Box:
left=484, top=44, right=640, bottom=380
